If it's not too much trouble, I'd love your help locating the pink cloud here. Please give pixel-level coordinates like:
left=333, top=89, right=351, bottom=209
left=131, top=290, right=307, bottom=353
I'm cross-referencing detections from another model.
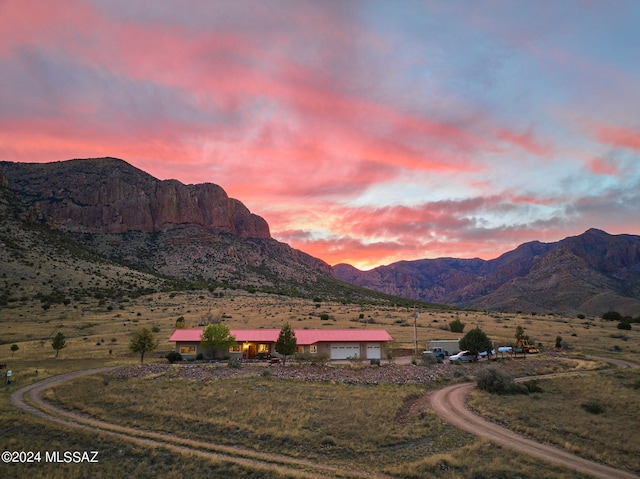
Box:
left=495, top=127, right=551, bottom=156
left=0, top=3, right=491, bottom=203
left=588, top=157, right=618, bottom=176
left=596, top=126, right=640, bottom=151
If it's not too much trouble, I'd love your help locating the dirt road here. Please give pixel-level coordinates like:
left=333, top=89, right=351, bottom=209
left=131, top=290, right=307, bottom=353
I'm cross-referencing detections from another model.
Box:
left=430, top=358, right=639, bottom=479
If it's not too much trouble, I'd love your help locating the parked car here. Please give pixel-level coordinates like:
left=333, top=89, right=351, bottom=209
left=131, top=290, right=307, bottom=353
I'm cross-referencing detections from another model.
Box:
left=429, top=347, right=448, bottom=360
left=478, top=349, right=496, bottom=358
left=449, top=350, right=476, bottom=363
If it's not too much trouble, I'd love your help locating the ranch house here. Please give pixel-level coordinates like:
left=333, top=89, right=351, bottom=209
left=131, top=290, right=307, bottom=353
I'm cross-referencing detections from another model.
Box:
left=169, top=329, right=393, bottom=361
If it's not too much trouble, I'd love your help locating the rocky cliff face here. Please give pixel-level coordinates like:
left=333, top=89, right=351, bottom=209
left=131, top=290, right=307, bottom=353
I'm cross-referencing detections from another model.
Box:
left=0, top=158, right=334, bottom=292
left=334, top=229, right=640, bottom=316
left=0, top=158, right=270, bottom=239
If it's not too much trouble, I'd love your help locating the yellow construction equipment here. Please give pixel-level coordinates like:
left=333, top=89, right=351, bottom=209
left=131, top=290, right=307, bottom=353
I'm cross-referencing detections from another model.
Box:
left=515, top=338, right=539, bottom=354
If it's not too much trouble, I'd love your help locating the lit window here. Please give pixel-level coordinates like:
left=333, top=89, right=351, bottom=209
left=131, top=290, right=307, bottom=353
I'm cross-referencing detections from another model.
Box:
left=310, top=345, right=317, bottom=354
left=258, top=343, right=270, bottom=353
left=179, top=346, right=196, bottom=355
left=229, top=345, right=241, bottom=352
left=296, top=346, right=304, bottom=353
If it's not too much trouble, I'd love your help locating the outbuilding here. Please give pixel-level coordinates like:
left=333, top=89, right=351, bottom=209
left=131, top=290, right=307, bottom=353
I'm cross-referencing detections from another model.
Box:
left=169, top=328, right=393, bottom=361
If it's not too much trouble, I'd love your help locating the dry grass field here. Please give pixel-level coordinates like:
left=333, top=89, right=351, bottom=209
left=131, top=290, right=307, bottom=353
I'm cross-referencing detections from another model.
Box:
left=2, top=288, right=638, bottom=361
left=1, top=290, right=639, bottom=478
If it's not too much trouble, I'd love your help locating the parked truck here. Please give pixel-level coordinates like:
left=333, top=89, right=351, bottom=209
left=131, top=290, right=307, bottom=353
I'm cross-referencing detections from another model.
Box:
left=425, top=339, right=461, bottom=359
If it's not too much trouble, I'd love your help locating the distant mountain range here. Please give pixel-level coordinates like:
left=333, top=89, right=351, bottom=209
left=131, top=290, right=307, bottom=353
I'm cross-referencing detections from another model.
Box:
left=1, top=158, right=638, bottom=315
left=334, top=228, right=640, bottom=316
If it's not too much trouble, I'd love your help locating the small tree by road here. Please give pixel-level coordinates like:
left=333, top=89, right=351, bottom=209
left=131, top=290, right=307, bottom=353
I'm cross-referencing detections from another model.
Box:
left=200, top=323, right=236, bottom=359
left=10, top=344, right=19, bottom=357
left=459, top=327, right=493, bottom=358
left=275, top=323, right=297, bottom=366
left=51, top=332, right=66, bottom=358
left=129, top=327, right=159, bottom=364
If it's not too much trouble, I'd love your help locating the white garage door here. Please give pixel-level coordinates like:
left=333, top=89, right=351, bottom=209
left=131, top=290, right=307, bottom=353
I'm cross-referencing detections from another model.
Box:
left=330, top=343, right=360, bottom=360
left=366, top=344, right=381, bottom=359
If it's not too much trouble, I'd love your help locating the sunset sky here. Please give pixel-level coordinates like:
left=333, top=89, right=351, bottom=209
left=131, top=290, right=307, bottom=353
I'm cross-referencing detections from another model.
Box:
left=1, top=1, right=639, bottom=269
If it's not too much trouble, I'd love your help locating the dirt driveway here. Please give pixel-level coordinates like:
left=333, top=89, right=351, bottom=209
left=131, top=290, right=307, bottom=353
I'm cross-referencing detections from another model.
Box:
left=430, top=357, right=640, bottom=479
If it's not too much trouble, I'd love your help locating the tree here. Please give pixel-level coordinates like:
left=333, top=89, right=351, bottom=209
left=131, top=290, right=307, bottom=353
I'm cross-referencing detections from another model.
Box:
left=175, top=316, right=186, bottom=329
left=10, top=344, right=19, bottom=357
left=617, top=320, right=632, bottom=330
left=515, top=325, right=527, bottom=342
left=602, top=311, right=622, bottom=321
left=51, top=332, right=66, bottom=358
left=449, top=318, right=465, bottom=333
left=275, top=323, right=297, bottom=366
left=459, top=326, right=493, bottom=358
left=129, top=327, right=159, bottom=364
left=200, top=323, right=236, bottom=359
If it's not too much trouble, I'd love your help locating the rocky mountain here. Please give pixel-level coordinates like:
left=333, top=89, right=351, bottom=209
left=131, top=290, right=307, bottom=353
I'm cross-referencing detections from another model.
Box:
left=3, top=157, right=638, bottom=315
left=334, top=229, right=640, bottom=316
left=0, top=158, right=339, bottom=297
left=0, top=157, right=269, bottom=238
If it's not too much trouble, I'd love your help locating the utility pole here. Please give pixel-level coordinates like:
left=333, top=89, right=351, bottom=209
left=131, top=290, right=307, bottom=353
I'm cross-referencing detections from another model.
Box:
left=413, top=310, right=419, bottom=361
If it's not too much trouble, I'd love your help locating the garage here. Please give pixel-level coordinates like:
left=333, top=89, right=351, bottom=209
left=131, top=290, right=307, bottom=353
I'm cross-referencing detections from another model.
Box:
left=366, top=344, right=381, bottom=359
left=330, top=343, right=360, bottom=360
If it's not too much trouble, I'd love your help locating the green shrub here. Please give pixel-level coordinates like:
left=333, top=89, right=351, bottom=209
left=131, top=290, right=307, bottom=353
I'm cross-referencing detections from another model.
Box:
left=476, top=367, right=526, bottom=395
left=581, top=401, right=605, bottom=414
left=421, top=352, right=439, bottom=365
left=294, top=352, right=329, bottom=365
left=521, top=380, right=543, bottom=393
left=165, top=351, right=183, bottom=363
left=449, top=318, right=465, bottom=333
left=196, top=353, right=204, bottom=360
left=617, top=320, right=632, bottom=330
left=320, top=437, right=336, bottom=446
left=227, top=357, right=242, bottom=368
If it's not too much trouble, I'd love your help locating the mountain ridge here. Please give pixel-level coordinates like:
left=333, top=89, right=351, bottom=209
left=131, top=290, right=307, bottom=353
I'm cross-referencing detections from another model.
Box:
left=334, top=228, right=640, bottom=316
left=2, top=157, right=638, bottom=315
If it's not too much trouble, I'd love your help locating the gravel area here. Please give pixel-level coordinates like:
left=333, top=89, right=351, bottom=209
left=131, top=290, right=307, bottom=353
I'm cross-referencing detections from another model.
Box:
left=112, top=356, right=571, bottom=385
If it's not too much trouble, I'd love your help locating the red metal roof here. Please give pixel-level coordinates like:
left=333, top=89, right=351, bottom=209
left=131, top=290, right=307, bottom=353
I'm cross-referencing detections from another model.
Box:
left=169, top=329, right=204, bottom=342
left=169, top=329, right=392, bottom=345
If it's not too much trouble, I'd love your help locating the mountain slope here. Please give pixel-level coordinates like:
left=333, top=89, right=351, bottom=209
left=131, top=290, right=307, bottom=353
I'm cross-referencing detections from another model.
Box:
left=0, top=181, right=168, bottom=306
left=334, top=229, right=640, bottom=316
left=0, top=158, right=333, bottom=296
